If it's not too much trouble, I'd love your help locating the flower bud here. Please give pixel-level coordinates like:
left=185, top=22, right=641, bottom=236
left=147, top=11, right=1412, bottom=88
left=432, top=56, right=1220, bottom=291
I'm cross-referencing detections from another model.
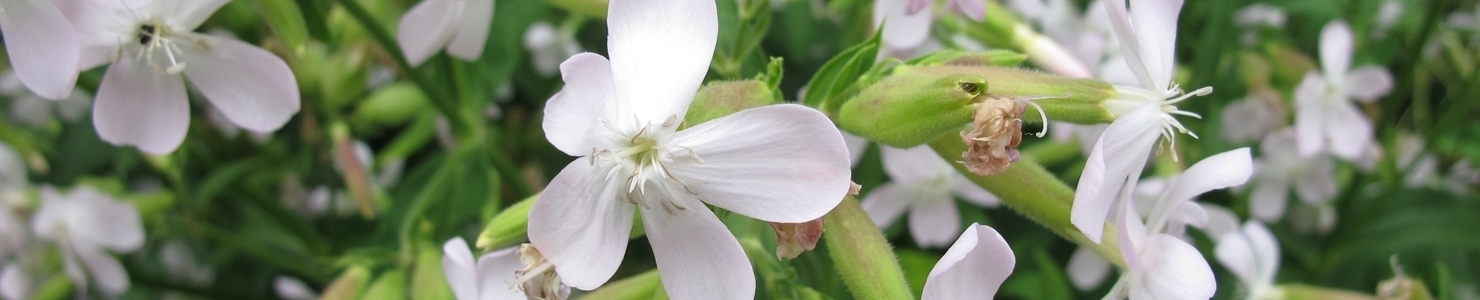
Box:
left=352, top=82, right=432, bottom=127
left=770, top=217, right=825, bottom=260
left=907, top=49, right=1028, bottom=67
left=362, top=269, right=409, bottom=300
left=412, top=243, right=456, bottom=300
left=321, top=265, right=371, bottom=300
left=681, top=80, right=779, bottom=129
left=837, top=73, right=985, bottom=148
left=477, top=195, right=536, bottom=250
left=895, top=65, right=1117, bottom=124
left=960, top=96, right=1025, bottom=175
left=255, top=0, right=310, bottom=56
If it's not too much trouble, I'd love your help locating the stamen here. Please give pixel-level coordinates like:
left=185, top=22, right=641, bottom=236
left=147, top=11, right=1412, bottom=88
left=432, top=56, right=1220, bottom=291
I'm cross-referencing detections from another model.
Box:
left=508, top=260, right=556, bottom=290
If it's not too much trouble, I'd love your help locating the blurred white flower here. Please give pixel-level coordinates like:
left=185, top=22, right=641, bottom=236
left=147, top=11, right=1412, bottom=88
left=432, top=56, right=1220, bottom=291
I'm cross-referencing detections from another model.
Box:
left=862, top=146, right=999, bottom=248
left=1374, top=0, right=1403, bottom=38
left=1065, top=182, right=1239, bottom=292
left=1233, top=4, right=1286, bottom=28
left=1218, top=90, right=1285, bottom=144
left=1102, top=148, right=1252, bottom=300
left=1, top=247, right=47, bottom=300
left=30, top=186, right=145, bottom=296
left=1294, top=20, right=1393, bottom=160
left=61, top=0, right=301, bottom=154
left=921, top=223, right=1015, bottom=299
left=273, top=276, right=318, bottom=300
left=159, top=240, right=214, bottom=286
left=1006, top=0, right=1101, bottom=77
left=523, top=21, right=583, bottom=77
left=1073, top=0, right=1212, bottom=244
left=1394, top=133, right=1439, bottom=188
left=396, top=0, right=495, bottom=66
left=1215, top=221, right=1281, bottom=300
left=441, top=237, right=549, bottom=300
left=1249, top=129, right=1337, bottom=222
left=0, top=0, right=81, bottom=100
left=1442, top=160, right=1479, bottom=196
left=0, top=142, right=28, bottom=260
left=0, top=71, right=91, bottom=128
left=531, top=0, right=850, bottom=297
left=873, top=0, right=986, bottom=51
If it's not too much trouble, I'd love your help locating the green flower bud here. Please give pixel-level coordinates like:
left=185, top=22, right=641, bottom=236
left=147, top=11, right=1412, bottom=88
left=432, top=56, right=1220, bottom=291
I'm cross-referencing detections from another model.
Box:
left=583, top=270, right=665, bottom=299
left=362, top=269, right=410, bottom=300
left=320, top=48, right=371, bottom=109
left=476, top=195, right=536, bottom=251
left=255, top=0, right=310, bottom=56
left=837, top=73, right=984, bottom=148
left=321, top=265, right=372, bottom=300
left=412, top=243, right=455, bottom=300
left=906, top=49, right=1028, bottom=67
left=352, top=82, right=432, bottom=127
left=894, top=65, right=1117, bottom=124
left=681, top=80, right=780, bottom=129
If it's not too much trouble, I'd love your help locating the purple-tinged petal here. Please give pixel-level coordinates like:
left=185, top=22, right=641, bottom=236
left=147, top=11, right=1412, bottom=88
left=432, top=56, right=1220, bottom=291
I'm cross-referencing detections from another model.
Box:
left=396, top=0, right=459, bottom=66
left=639, top=190, right=754, bottom=300
left=528, top=161, right=633, bottom=290
left=543, top=53, right=616, bottom=156
left=441, top=237, right=478, bottom=300
left=666, top=105, right=851, bottom=223
left=607, top=0, right=717, bottom=125
left=0, top=0, right=81, bottom=99
left=875, top=0, right=934, bottom=50
left=177, top=33, right=300, bottom=133
left=954, top=0, right=987, bottom=21
left=445, top=0, right=494, bottom=61
left=908, top=195, right=961, bottom=248
left=153, top=0, right=230, bottom=31
left=860, top=182, right=912, bottom=228
left=1319, top=20, right=1353, bottom=79
left=92, top=55, right=189, bottom=155
left=921, top=224, right=1015, bottom=300
left=1345, top=66, right=1394, bottom=102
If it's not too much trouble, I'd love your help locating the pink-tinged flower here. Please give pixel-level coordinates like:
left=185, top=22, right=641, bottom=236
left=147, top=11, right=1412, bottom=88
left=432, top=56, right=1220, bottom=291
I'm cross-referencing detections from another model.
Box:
left=1072, top=0, right=1212, bottom=244
left=396, top=0, right=494, bottom=66
left=1215, top=221, right=1280, bottom=300
left=0, top=0, right=81, bottom=100
left=1294, top=20, right=1393, bottom=160
left=442, top=237, right=562, bottom=300
left=531, top=0, right=851, bottom=297
left=1249, top=129, right=1336, bottom=222
left=30, top=186, right=145, bottom=296
left=1, top=71, right=92, bottom=128
left=1104, top=148, right=1251, bottom=300
left=61, top=0, right=300, bottom=154
left=861, top=146, right=999, bottom=248
left=921, top=223, right=1015, bottom=299
left=873, top=0, right=987, bottom=51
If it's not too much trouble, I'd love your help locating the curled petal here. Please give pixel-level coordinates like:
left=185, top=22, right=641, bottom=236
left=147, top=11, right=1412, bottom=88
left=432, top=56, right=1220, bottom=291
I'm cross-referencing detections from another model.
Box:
left=0, top=0, right=80, bottom=99
left=1160, top=148, right=1252, bottom=206
left=396, top=0, right=459, bottom=66
left=1072, top=103, right=1161, bottom=243
left=667, top=105, right=851, bottom=223
left=922, top=224, right=1015, bottom=300
left=177, top=33, right=300, bottom=133
left=607, top=0, right=717, bottom=125
left=1319, top=20, right=1353, bottom=79
left=639, top=190, right=754, bottom=300
left=92, top=56, right=189, bottom=154
left=1345, top=66, right=1394, bottom=102
left=543, top=53, right=617, bottom=156
left=528, top=161, right=634, bottom=290
left=445, top=0, right=494, bottom=61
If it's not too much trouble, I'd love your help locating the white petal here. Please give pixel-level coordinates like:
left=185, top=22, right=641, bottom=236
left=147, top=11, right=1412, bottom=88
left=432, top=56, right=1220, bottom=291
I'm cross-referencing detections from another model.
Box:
left=542, top=53, right=616, bottom=156
left=441, top=237, right=479, bottom=300
left=74, top=241, right=130, bottom=295
left=2, top=263, right=35, bottom=300
left=952, top=179, right=1000, bottom=207
left=67, top=188, right=144, bottom=252
left=177, top=33, right=300, bottom=132
left=444, top=0, right=494, bottom=61
left=1102, top=0, right=1150, bottom=90
left=273, top=276, right=318, bottom=300
left=1322, top=102, right=1373, bottom=160
left=396, top=0, right=459, bottom=66
left=92, top=54, right=190, bottom=155
left=1198, top=203, right=1239, bottom=241
left=876, top=0, right=934, bottom=50
left=1127, top=0, right=1182, bottom=89
left=1242, top=222, right=1279, bottom=284
left=1292, top=158, right=1337, bottom=205
left=1130, top=234, right=1215, bottom=300
left=882, top=146, right=954, bottom=182
left=908, top=196, right=961, bottom=248
left=860, top=182, right=912, bottom=228
left=527, top=161, right=633, bottom=290
left=606, top=0, right=717, bottom=125
left=1215, top=222, right=1278, bottom=289
left=666, top=105, right=852, bottom=223
left=1249, top=176, right=1289, bottom=222
left=1319, top=20, right=1353, bottom=79
left=921, top=224, right=1015, bottom=300
left=843, top=132, right=869, bottom=166
left=1293, top=72, right=1326, bottom=157
left=153, top=0, right=229, bottom=31
left=1072, top=103, right=1161, bottom=243
left=1066, top=247, right=1111, bottom=291
left=639, top=192, right=754, bottom=300
left=474, top=247, right=525, bottom=300
left=1160, top=148, right=1252, bottom=205
left=0, top=0, right=81, bottom=99
left=1344, top=66, right=1394, bottom=102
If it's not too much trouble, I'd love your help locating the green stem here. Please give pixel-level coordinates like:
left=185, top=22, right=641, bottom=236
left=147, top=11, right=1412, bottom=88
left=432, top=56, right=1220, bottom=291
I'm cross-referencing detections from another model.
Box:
left=335, top=0, right=468, bottom=137
left=928, top=136, right=1125, bottom=268
left=823, top=196, right=914, bottom=300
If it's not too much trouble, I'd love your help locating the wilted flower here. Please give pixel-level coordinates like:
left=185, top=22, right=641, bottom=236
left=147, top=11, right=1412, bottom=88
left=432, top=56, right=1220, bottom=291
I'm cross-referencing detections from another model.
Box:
left=60, top=0, right=300, bottom=154
left=1249, top=129, right=1337, bottom=222
left=0, top=0, right=81, bottom=100
left=530, top=0, right=851, bottom=298
left=959, top=96, right=1027, bottom=175
left=396, top=0, right=495, bottom=66
left=921, top=223, right=1015, bottom=299
left=1294, top=20, right=1393, bottom=160
left=770, top=217, right=825, bottom=259
left=1215, top=221, right=1281, bottom=300
left=30, top=186, right=145, bottom=296
left=863, top=146, right=999, bottom=247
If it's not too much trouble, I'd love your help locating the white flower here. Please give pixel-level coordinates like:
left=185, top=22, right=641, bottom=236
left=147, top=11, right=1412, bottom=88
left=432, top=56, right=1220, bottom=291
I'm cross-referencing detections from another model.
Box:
left=1218, top=90, right=1285, bottom=144
left=1103, top=148, right=1252, bottom=300
left=921, top=223, right=1015, bottom=299
left=1294, top=20, right=1394, bottom=160
left=441, top=237, right=548, bottom=300
left=1072, top=0, right=1212, bottom=244
left=1249, top=128, right=1337, bottom=222
left=1215, top=221, right=1281, bottom=300
left=30, top=186, right=145, bottom=296
left=0, top=0, right=81, bottom=100
left=1005, top=0, right=1100, bottom=77
left=1374, top=0, right=1402, bottom=38
left=873, top=0, right=986, bottom=51
left=1, top=248, right=47, bottom=300
left=1, top=71, right=91, bottom=128
left=159, top=240, right=214, bottom=286
left=273, top=276, right=318, bottom=300
left=524, top=21, right=582, bottom=77
left=531, top=0, right=851, bottom=298
left=861, top=146, right=999, bottom=248
left=1064, top=185, right=1239, bottom=292
left=1233, top=4, right=1286, bottom=28
left=61, top=0, right=300, bottom=154
left=396, top=0, right=495, bottom=66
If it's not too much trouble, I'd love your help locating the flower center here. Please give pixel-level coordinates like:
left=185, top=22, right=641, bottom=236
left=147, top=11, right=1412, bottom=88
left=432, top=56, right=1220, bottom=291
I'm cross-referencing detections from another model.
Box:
left=129, top=21, right=192, bottom=74
left=589, top=118, right=704, bottom=213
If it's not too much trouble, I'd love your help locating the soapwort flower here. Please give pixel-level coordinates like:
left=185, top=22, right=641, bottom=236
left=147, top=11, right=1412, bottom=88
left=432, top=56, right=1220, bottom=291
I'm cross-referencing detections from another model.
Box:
left=442, top=237, right=567, bottom=300
left=921, top=223, right=1015, bottom=300
left=1294, top=20, right=1394, bottom=160
left=862, top=146, right=999, bottom=248
left=1249, top=129, right=1337, bottom=222
left=530, top=0, right=851, bottom=298
left=61, top=0, right=300, bottom=154
left=30, top=186, right=145, bottom=296
left=396, top=0, right=494, bottom=66
left=873, top=0, right=986, bottom=50
left=0, top=0, right=81, bottom=100
left=1215, top=221, right=1281, bottom=300
left=1073, top=0, right=1213, bottom=244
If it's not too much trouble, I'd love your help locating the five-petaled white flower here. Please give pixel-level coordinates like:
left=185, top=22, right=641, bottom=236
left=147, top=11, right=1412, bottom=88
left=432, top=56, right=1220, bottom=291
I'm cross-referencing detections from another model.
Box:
left=861, top=146, right=999, bottom=248
left=61, top=0, right=300, bottom=154
left=1248, top=128, right=1337, bottom=222
left=1072, top=0, right=1212, bottom=244
left=0, top=0, right=81, bottom=100
left=1103, top=148, right=1251, bottom=300
left=30, top=186, right=145, bottom=296
left=531, top=0, right=852, bottom=298
left=1064, top=179, right=1239, bottom=291
left=921, top=223, right=1015, bottom=300
left=396, top=0, right=494, bottom=67
left=1215, top=221, right=1281, bottom=300
left=1294, top=20, right=1394, bottom=160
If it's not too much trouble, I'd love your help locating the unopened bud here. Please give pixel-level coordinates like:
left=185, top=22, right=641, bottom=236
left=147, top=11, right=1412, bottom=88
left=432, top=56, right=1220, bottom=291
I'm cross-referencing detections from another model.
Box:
left=770, top=217, right=825, bottom=260
left=352, top=82, right=432, bottom=127
left=515, top=244, right=570, bottom=300
left=682, top=80, right=779, bottom=129
left=477, top=195, right=536, bottom=250
left=837, top=73, right=985, bottom=148
left=959, top=96, right=1024, bottom=175
left=907, top=49, right=1028, bottom=67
